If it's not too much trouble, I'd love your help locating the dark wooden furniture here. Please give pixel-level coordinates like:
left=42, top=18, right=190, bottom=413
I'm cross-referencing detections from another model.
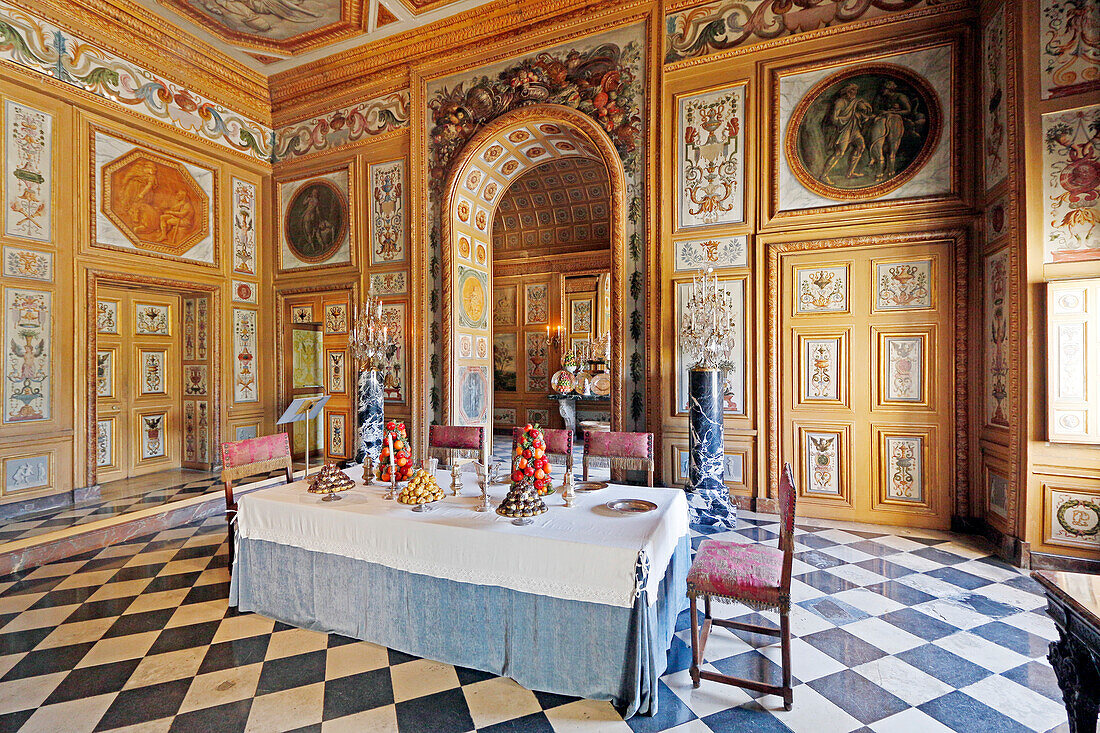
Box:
left=220, top=433, right=294, bottom=565
left=1032, top=570, right=1100, bottom=733
left=688, top=462, right=796, bottom=710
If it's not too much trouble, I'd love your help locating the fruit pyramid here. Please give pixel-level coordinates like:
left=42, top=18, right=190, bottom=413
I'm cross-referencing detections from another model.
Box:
left=497, top=424, right=550, bottom=519
left=398, top=468, right=445, bottom=504
left=379, top=421, right=412, bottom=483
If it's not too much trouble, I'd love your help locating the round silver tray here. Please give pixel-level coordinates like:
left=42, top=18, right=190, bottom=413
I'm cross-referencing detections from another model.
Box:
left=605, top=498, right=658, bottom=514
left=575, top=480, right=609, bottom=492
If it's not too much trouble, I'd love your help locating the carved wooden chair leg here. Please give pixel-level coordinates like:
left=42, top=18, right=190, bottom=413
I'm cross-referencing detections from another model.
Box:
left=689, top=595, right=701, bottom=688
left=781, top=610, right=793, bottom=710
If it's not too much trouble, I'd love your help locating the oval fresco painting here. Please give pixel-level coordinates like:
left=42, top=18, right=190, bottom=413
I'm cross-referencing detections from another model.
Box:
left=284, top=179, right=348, bottom=263
left=458, top=267, right=487, bottom=329
left=785, top=64, right=942, bottom=200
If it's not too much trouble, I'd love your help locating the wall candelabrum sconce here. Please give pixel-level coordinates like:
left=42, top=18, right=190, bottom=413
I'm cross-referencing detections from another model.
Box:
left=350, top=294, right=398, bottom=476
left=679, top=267, right=738, bottom=529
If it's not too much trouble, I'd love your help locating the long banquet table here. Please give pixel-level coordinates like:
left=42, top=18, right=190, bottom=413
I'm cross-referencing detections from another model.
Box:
left=229, top=464, right=690, bottom=717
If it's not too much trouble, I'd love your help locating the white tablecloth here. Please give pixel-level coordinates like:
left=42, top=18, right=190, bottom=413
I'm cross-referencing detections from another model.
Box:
left=235, top=465, right=688, bottom=608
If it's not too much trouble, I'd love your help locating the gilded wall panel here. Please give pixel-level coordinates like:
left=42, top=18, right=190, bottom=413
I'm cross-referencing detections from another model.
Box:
left=676, top=82, right=746, bottom=230
left=4, top=100, right=52, bottom=243
left=981, top=4, right=1008, bottom=192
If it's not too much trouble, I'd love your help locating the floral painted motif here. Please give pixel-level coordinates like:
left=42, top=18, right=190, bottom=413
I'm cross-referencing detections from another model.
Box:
left=325, top=303, right=347, bottom=334
left=233, top=309, right=257, bottom=402
left=796, top=266, right=848, bottom=313
left=96, top=350, right=112, bottom=397
left=275, top=92, right=409, bottom=160
left=1042, top=104, right=1100, bottom=262
left=184, top=365, right=207, bottom=396
left=96, top=300, right=117, bottom=334
left=802, top=337, right=840, bottom=402
left=328, top=413, right=346, bottom=457
left=875, top=259, right=932, bottom=310
left=1041, top=0, right=1100, bottom=99
left=4, top=288, right=50, bottom=423
left=196, top=297, right=208, bottom=359
left=4, top=100, right=51, bottom=242
left=803, top=430, right=840, bottom=496
left=135, top=304, right=170, bottom=335
left=524, top=283, right=548, bottom=325
left=885, top=435, right=923, bottom=502
left=141, top=413, right=166, bottom=460
left=664, top=0, right=930, bottom=64
left=3, top=246, right=52, bottom=281
left=232, top=178, right=256, bottom=275
left=380, top=303, right=406, bottom=403
left=327, top=350, right=346, bottom=393
left=571, top=299, right=593, bottom=333
left=369, top=271, right=407, bottom=295
left=292, top=305, right=314, bottom=324
left=183, top=400, right=196, bottom=462
left=883, top=336, right=924, bottom=402
left=679, top=84, right=744, bottom=228
left=370, top=159, right=405, bottom=265
left=96, top=419, right=113, bottom=467
left=182, top=299, right=196, bottom=360
left=197, top=401, right=209, bottom=463
left=525, top=332, right=549, bottom=392
left=141, top=351, right=166, bottom=394
left=674, top=236, right=747, bottom=271
left=985, top=249, right=1009, bottom=427
left=982, top=6, right=1008, bottom=190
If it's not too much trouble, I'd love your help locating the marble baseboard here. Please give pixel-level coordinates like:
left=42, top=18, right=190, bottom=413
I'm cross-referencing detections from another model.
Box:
left=0, top=490, right=74, bottom=522
left=0, top=471, right=299, bottom=577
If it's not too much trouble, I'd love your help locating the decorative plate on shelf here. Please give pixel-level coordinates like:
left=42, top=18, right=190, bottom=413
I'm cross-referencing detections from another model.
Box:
left=575, top=371, right=591, bottom=393
left=591, top=372, right=611, bottom=396
left=550, top=370, right=575, bottom=394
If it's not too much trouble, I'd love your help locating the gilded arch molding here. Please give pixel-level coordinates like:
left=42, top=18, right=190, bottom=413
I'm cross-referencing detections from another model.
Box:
left=440, top=104, right=628, bottom=434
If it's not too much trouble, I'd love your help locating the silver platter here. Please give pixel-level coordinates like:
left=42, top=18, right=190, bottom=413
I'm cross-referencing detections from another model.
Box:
left=574, top=480, right=609, bottom=492
left=605, top=498, right=657, bottom=514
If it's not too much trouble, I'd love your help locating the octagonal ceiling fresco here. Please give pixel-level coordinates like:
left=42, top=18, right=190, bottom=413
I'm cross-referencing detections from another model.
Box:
left=154, top=0, right=484, bottom=61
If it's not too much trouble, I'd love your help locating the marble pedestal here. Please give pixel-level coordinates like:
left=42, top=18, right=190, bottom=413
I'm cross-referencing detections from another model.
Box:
left=686, top=367, right=737, bottom=530
left=356, top=369, right=384, bottom=465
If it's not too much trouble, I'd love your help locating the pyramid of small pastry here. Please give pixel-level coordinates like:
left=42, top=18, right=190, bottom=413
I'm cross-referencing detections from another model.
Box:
left=496, top=473, right=547, bottom=519
left=307, top=463, right=355, bottom=495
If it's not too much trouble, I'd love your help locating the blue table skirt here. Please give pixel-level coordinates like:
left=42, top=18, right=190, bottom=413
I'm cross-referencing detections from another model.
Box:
left=230, top=534, right=691, bottom=717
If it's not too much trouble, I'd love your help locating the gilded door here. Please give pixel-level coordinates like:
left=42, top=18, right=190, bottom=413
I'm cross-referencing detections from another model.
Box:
left=780, top=241, right=955, bottom=528
left=95, top=287, right=181, bottom=481
left=283, top=291, right=354, bottom=464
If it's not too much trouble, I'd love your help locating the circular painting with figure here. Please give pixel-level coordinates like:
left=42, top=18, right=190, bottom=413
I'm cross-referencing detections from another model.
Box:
left=785, top=64, right=942, bottom=200
left=284, top=179, right=348, bottom=263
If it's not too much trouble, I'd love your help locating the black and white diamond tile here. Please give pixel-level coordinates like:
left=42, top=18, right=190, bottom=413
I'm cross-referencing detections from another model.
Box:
left=0, top=506, right=1074, bottom=732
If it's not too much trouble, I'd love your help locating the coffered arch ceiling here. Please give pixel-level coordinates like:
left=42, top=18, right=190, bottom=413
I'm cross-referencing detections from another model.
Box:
left=492, top=158, right=611, bottom=260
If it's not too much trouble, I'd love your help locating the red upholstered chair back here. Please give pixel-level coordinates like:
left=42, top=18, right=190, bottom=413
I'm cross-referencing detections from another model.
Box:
left=583, top=430, right=654, bottom=486
left=428, top=425, right=486, bottom=465
left=512, top=427, right=574, bottom=474
left=777, top=462, right=798, bottom=590
left=219, top=433, right=294, bottom=510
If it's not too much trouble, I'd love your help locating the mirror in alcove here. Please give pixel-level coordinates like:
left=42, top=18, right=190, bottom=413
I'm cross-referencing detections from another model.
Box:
left=289, top=319, right=324, bottom=461
left=489, top=157, right=613, bottom=456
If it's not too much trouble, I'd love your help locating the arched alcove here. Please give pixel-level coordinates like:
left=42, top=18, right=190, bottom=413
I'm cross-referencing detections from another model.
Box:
left=440, top=104, right=627, bottom=434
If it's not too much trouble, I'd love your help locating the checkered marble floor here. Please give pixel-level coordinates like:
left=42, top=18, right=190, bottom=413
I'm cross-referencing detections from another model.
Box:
left=0, top=470, right=286, bottom=545
left=0, top=509, right=1071, bottom=732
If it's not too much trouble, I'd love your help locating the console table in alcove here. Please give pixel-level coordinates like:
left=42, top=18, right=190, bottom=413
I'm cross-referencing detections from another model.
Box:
left=548, top=393, right=611, bottom=435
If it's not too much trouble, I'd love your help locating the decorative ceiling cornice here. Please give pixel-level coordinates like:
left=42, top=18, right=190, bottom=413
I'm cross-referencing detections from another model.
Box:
left=269, top=0, right=632, bottom=117
left=17, top=0, right=271, bottom=124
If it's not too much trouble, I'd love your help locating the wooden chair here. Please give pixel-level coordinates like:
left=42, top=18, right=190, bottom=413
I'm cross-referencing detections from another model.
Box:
left=512, top=427, right=573, bottom=478
left=220, top=433, right=294, bottom=565
left=688, top=462, right=798, bottom=710
left=582, top=430, right=654, bottom=486
left=427, top=425, right=486, bottom=468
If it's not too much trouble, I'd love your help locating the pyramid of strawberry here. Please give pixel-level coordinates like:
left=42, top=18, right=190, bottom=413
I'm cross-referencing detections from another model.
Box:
left=379, top=421, right=412, bottom=483
left=513, top=424, right=553, bottom=496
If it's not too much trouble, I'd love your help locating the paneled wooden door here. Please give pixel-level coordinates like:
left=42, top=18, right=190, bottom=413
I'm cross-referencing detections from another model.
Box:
left=779, top=240, right=955, bottom=529
left=96, top=287, right=181, bottom=482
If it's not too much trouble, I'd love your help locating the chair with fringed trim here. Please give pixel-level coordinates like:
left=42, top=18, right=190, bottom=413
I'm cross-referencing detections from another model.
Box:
left=582, top=430, right=654, bottom=487
left=220, top=433, right=294, bottom=565
left=427, top=425, right=486, bottom=468
left=688, top=462, right=798, bottom=710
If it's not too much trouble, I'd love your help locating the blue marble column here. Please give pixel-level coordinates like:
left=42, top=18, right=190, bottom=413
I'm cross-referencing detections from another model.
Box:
left=688, top=367, right=724, bottom=492
left=686, top=367, right=737, bottom=529
left=356, top=369, right=384, bottom=465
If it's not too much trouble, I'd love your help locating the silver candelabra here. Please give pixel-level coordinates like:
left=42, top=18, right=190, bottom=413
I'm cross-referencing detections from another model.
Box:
left=679, top=267, right=738, bottom=370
